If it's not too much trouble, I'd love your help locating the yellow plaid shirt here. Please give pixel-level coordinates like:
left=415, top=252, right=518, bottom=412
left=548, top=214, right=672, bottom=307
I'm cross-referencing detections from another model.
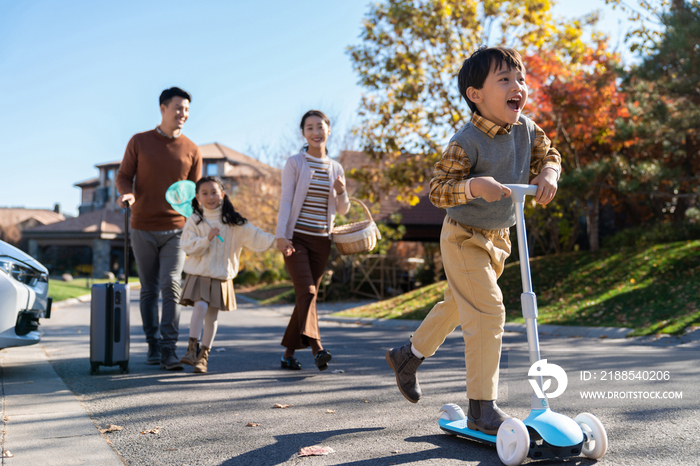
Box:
left=429, top=114, right=562, bottom=209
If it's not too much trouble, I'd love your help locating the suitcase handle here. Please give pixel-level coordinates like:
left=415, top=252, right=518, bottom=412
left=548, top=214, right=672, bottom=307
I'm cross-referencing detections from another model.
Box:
left=124, top=201, right=130, bottom=284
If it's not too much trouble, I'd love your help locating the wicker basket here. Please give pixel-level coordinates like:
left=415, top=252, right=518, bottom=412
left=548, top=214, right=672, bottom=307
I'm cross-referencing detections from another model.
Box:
left=331, top=198, right=382, bottom=255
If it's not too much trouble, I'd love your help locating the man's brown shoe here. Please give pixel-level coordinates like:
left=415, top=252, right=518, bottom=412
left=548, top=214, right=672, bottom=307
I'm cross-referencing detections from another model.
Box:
left=385, top=343, right=424, bottom=403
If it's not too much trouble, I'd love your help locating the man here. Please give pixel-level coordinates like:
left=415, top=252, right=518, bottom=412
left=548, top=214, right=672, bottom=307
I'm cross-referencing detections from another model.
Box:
left=116, top=87, right=202, bottom=370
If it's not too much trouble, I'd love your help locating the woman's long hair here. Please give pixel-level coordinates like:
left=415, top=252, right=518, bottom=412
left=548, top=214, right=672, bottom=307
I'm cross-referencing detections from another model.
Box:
left=191, top=176, right=247, bottom=226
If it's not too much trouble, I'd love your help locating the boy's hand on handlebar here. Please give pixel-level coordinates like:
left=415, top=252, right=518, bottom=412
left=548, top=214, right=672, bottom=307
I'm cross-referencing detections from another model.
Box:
left=207, top=227, right=221, bottom=241
left=277, top=238, right=295, bottom=257
left=470, top=177, right=511, bottom=203
left=531, top=167, right=558, bottom=205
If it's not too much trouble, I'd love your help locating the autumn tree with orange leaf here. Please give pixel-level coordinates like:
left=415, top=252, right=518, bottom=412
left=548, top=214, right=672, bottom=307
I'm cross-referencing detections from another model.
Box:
left=347, top=0, right=598, bottom=206
left=525, top=43, right=631, bottom=251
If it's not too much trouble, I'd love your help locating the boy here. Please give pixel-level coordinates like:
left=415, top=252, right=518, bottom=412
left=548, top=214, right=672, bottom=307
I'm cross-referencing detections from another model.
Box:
left=385, top=47, right=561, bottom=435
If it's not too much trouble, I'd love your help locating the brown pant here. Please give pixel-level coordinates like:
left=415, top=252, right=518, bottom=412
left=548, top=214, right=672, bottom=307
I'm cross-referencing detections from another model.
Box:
left=411, top=216, right=511, bottom=400
left=281, top=232, right=331, bottom=350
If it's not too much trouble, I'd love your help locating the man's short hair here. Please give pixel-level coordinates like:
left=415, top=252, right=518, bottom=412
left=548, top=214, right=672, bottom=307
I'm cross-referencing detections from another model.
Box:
left=159, top=87, right=192, bottom=107
left=458, top=47, right=525, bottom=113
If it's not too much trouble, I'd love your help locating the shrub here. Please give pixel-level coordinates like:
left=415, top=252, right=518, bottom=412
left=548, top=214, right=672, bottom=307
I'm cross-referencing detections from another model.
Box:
left=234, top=269, right=260, bottom=286
left=602, top=222, right=700, bottom=249
left=260, top=269, right=280, bottom=284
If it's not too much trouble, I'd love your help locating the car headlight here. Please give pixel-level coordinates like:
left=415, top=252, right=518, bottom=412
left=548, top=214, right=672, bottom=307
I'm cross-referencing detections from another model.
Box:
left=0, top=256, right=44, bottom=286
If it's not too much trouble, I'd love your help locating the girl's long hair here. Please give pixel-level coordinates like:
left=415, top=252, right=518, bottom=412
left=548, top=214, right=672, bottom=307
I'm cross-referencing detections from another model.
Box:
left=191, top=176, right=247, bottom=226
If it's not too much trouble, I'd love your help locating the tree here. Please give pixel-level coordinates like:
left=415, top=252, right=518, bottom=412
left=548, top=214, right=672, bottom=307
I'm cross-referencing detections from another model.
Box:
left=614, top=1, right=700, bottom=224
left=347, top=0, right=595, bottom=205
left=525, top=43, right=631, bottom=251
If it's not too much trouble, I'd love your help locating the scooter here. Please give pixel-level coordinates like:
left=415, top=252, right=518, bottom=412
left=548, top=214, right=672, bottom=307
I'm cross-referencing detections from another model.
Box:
left=437, top=184, right=608, bottom=466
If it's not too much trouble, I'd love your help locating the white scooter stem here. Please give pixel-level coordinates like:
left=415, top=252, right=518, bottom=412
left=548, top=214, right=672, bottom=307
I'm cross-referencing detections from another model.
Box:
left=505, top=185, right=545, bottom=393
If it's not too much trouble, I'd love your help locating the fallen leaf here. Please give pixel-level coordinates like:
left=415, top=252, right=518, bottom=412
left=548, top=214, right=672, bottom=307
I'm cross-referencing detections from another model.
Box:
left=361, top=398, right=370, bottom=403
left=326, top=409, right=336, bottom=414
left=299, top=445, right=335, bottom=457
left=2, top=450, right=13, bottom=458
left=331, top=369, right=344, bottom=373
left=272, top=403, right=290, bottom=409
left=141, top=427, right=161, bottom=434
left=246, top=422, right=260, bottom=427
left=99, top=424, right=124, bottom=434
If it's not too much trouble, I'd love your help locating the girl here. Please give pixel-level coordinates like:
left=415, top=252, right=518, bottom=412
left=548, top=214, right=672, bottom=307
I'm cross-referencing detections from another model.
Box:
left=275, top=110, right=350, bottom=371
left=179, top=176, right=275, bottom=373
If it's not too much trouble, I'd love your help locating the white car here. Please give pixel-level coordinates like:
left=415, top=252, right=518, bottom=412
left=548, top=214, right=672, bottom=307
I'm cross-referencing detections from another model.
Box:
left=0, top=240, right=51, bottom=349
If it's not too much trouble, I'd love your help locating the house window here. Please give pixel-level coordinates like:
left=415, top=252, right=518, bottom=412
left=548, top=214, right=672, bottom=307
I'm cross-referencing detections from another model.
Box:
left=205, top=163, right=218, bottom=176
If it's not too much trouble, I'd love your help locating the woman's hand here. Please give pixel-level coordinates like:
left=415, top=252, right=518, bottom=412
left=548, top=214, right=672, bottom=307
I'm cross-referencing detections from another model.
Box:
left=277, top=238, right=295, bottom=257
left=333, top=175, right=346, bottom=195
left=207, top=227, right=221, bottom=242
left=470, top=177, right=511, bottom=203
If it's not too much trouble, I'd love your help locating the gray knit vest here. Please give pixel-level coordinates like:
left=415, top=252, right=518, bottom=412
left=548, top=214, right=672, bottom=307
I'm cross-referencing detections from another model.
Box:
left=446, top=115, right=536, bottom=230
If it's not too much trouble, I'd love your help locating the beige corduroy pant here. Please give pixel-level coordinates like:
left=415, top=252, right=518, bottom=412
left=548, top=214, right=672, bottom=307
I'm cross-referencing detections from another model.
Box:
left=411, top=216, right=511, bottom=401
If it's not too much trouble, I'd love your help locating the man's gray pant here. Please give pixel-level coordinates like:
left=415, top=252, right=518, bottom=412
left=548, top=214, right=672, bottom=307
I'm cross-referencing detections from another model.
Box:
left=130, top=229, right=186, bottom=350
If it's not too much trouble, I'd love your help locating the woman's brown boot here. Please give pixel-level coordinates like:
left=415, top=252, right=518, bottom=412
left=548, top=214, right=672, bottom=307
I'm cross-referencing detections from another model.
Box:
left=180, top=337, right=198, bottom=366
left=193, top=346, right=210, bottom=373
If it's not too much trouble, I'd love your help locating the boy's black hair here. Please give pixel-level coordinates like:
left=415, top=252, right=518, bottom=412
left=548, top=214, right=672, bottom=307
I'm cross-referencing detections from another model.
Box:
left=191, top=176, right=247, bottom=226
left=458, top=46, right=525, bottom=113
left=159, top=87, right=192, bottom=107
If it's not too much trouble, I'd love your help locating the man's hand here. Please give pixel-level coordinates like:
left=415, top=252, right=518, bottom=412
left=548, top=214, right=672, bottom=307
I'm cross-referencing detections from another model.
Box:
left=530, top=167, right=558, bottom=205
left=118, top=193, right=135, bottom=208
left=277, top=238, right=295, bottom=257
left=470, top=177, right=511, bottom=203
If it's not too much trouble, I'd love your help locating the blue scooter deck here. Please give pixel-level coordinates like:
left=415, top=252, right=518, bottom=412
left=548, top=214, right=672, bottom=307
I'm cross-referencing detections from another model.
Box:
left=438, top=418, right=497, bottom=446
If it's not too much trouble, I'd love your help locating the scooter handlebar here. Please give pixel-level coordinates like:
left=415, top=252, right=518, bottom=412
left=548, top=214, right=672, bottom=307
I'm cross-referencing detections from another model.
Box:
left=504, top=184, right=538, bottom=203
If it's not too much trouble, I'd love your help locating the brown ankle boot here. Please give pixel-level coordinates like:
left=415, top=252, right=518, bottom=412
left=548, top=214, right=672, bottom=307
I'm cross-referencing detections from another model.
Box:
left=180, top=337, right=198, bottom=366
left=193, top=346, right=210, bottom=373
left=467, top=399, right=510, bottom=435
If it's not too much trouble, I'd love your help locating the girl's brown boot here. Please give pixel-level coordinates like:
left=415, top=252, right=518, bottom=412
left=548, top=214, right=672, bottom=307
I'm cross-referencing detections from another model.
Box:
left=193, top=346, right=210, bottom=373
left=180, top=337, right=199, bottom=366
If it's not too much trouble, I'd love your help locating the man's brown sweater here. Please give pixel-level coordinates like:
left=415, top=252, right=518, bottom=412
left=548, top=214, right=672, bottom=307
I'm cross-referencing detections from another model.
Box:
left=116, top=130, right=202, bottom=231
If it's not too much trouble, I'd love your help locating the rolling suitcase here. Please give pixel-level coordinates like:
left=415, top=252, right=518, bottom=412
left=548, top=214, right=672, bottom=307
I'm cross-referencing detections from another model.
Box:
left=89, top=202, right=131, bottom=375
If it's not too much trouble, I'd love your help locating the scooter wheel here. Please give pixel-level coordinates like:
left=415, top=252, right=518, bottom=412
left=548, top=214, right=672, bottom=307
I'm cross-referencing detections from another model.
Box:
left=496, top=418, right=529, bottom=466
left=575, top=413, right=608, bottom=459
left=439, top=403, right=466, bottom=421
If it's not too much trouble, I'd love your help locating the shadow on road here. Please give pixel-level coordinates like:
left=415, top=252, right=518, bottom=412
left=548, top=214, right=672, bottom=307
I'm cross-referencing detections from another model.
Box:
left=219, top=427, right=384, bottom=465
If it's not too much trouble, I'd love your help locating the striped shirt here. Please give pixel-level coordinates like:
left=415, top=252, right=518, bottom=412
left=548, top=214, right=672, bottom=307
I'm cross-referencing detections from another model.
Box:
left=293, top=154, right=331, bottom=236
left=429, top=113, right=562, bottom=209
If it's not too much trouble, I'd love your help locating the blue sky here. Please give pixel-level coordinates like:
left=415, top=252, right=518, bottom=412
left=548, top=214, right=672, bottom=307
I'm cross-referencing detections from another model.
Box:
left=0, top=0, right=637, bottom=216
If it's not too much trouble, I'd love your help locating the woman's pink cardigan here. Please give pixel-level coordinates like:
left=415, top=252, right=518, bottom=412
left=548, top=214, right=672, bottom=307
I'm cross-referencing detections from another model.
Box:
left=275, top=152, right=350, bottom=240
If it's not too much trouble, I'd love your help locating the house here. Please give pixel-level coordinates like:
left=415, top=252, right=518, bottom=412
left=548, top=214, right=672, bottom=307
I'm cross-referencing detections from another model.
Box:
left=338, top=151, right=445, bottom=242
left=23, top=143, right=280, bottom=278
left=0, top=207, right=65, bottom=250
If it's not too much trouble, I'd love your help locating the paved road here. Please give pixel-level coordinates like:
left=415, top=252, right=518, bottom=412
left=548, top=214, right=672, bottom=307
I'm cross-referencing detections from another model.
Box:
left=1, top=292, right=699, bottom=465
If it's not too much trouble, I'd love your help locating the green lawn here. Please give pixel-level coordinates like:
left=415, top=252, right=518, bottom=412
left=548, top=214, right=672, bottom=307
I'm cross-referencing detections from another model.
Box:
left=236, top=282, right=295, bottom=305
left=49, top=277, right=139, bottom=303
left=335, top=240, right=700, bottom=336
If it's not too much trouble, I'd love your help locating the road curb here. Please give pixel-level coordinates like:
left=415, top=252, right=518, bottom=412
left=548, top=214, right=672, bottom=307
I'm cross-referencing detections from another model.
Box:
left=320, top=315, right=635, bottom=339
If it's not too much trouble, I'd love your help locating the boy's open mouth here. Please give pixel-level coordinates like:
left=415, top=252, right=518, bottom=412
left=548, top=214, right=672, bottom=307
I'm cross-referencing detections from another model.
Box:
left=507, top=96, right=521, bottom=110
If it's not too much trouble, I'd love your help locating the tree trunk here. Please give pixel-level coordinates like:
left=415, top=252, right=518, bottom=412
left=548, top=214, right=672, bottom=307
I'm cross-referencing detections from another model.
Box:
left=587, top=189, right=600, bottom=252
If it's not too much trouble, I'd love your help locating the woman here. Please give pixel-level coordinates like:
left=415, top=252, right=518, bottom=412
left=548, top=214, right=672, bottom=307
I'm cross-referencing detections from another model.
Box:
left=276, top=110, right=350, bottom=371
